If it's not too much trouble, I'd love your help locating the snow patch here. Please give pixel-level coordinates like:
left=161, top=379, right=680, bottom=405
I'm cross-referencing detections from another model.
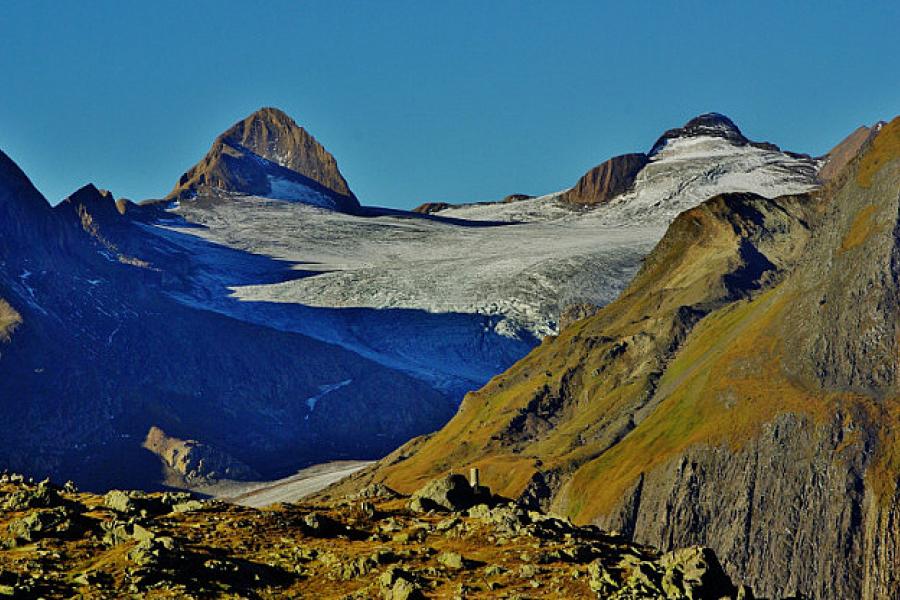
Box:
left=266, top=176, right=336, bottom=208
left=306, top=379, right=352, bottom=414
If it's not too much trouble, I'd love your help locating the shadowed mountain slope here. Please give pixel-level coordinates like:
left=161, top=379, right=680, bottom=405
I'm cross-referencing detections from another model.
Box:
left=0, top=152, right=451, bottom=491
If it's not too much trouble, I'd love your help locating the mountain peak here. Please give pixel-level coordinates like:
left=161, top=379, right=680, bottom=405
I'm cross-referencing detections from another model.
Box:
left=682, top=112, right=742, bottom=133
left=0, top=149, right=72, bottom=259
left=167, top=107, right=359, bottom=212
left=58, top=183, right=121, bottom=217
left=650, top=112, right=750, bottom=155
left=238, top=106, right=296, bottom=131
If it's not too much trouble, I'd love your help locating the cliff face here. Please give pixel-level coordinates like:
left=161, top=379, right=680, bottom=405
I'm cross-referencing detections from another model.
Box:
left=0, top=149, right=69, bottom=259
left=818, top=124, right=876, bottom=182
left=558, top=153, right=648, bottom=206
left=345, top=117, right=900, bottom=598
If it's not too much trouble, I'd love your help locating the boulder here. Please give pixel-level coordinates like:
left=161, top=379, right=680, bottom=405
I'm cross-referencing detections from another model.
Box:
left=378, top=566, right=424, bottom=600
left=103, top=490, right=165, bottom=516
left=7, top=507, right=71, bottom=543
left=410, top=474, right=492, bottom=513
left=658, top=546, right=737, bottom=600
left=2, top=480, right=65, bottom=511
left=437, top=551, right=473, bottom=570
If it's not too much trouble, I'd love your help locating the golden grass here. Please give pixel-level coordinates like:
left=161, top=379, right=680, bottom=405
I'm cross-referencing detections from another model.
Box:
left=857, top=116, right=900, bottom=188
left=564, top=287, right=841, bottom=523
left=840, top=205, right=878, bottom=252
left=0, top=299, right=22, bottom=342
left=379, top=195, right=805, bottom=505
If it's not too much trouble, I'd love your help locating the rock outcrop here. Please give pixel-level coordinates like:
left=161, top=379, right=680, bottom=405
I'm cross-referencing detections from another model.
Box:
left=558, top=153, right=648, bottom=206
left=142, top=426, right=257, bottom=483
left=408, top=473, right=494, bottom=512
left=558, top=302, right=601, bottom=330
left=411, top=193, right=533, bottom=214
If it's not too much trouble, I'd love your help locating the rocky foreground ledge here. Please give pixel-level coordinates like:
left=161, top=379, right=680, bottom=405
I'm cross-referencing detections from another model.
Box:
left=0, top=472, right=786, bottom=599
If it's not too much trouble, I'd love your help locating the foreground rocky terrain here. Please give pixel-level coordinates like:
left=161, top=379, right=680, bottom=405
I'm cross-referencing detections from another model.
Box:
left=340, top=118, right=899, bottom=599
left=0, top=472, right=768, bottom=599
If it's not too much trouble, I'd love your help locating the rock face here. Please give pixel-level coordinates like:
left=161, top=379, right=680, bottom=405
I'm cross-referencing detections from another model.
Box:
left=142, top=426, right=257, bottom=483
left=0, top=149, right=69, bottom=259
left=818, top=124, right=876, bottom=182
left=168, top=107, right=359, bottom=212
left=351, top=117, right=900, bottom=598
left=559, top=153, right=649, bottom=205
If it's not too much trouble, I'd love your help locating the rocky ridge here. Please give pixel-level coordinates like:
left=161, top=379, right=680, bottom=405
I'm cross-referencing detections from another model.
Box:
left=0, top=472, right=768, bottom=599
left=142, top=427, right=258, bottom=485
left=412, top=194, right=534, bottom=215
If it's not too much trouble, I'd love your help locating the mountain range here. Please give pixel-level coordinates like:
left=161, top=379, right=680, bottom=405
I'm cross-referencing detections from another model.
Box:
left=334, top=117, right=900, bottom=599
left=2, top=106, right=896, bottom=598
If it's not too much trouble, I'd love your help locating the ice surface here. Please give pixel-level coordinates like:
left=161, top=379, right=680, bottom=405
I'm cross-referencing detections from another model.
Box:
left=146, top=135, right=818, bottom=397
left=266, top=175, right=336, bottom=208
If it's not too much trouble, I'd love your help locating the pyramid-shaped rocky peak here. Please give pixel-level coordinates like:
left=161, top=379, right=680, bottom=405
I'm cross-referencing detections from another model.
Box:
left=168, top=107, right=359, bottom=212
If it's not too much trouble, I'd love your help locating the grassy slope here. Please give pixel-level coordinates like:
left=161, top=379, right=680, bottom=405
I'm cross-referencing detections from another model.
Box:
left=0, top=299, right=21, bottom=343
left=362, top=117, right=900, bottom=526
left=371, top=191, right=815, bottom=502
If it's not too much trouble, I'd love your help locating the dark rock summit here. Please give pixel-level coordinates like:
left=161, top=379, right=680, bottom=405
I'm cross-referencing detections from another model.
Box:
left=558, top=112, right=809, bottom=207
left=649, top=112, right=749, bottom=155
left=168, top=107, right=359, bottom=212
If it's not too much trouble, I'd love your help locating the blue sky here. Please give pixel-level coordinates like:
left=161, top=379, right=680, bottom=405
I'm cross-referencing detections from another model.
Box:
left=1, top=1, right=898, bottom=208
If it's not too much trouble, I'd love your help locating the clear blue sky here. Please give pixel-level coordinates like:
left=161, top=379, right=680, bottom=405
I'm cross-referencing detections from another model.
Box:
left=1, top=1, right=898, bottom=208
